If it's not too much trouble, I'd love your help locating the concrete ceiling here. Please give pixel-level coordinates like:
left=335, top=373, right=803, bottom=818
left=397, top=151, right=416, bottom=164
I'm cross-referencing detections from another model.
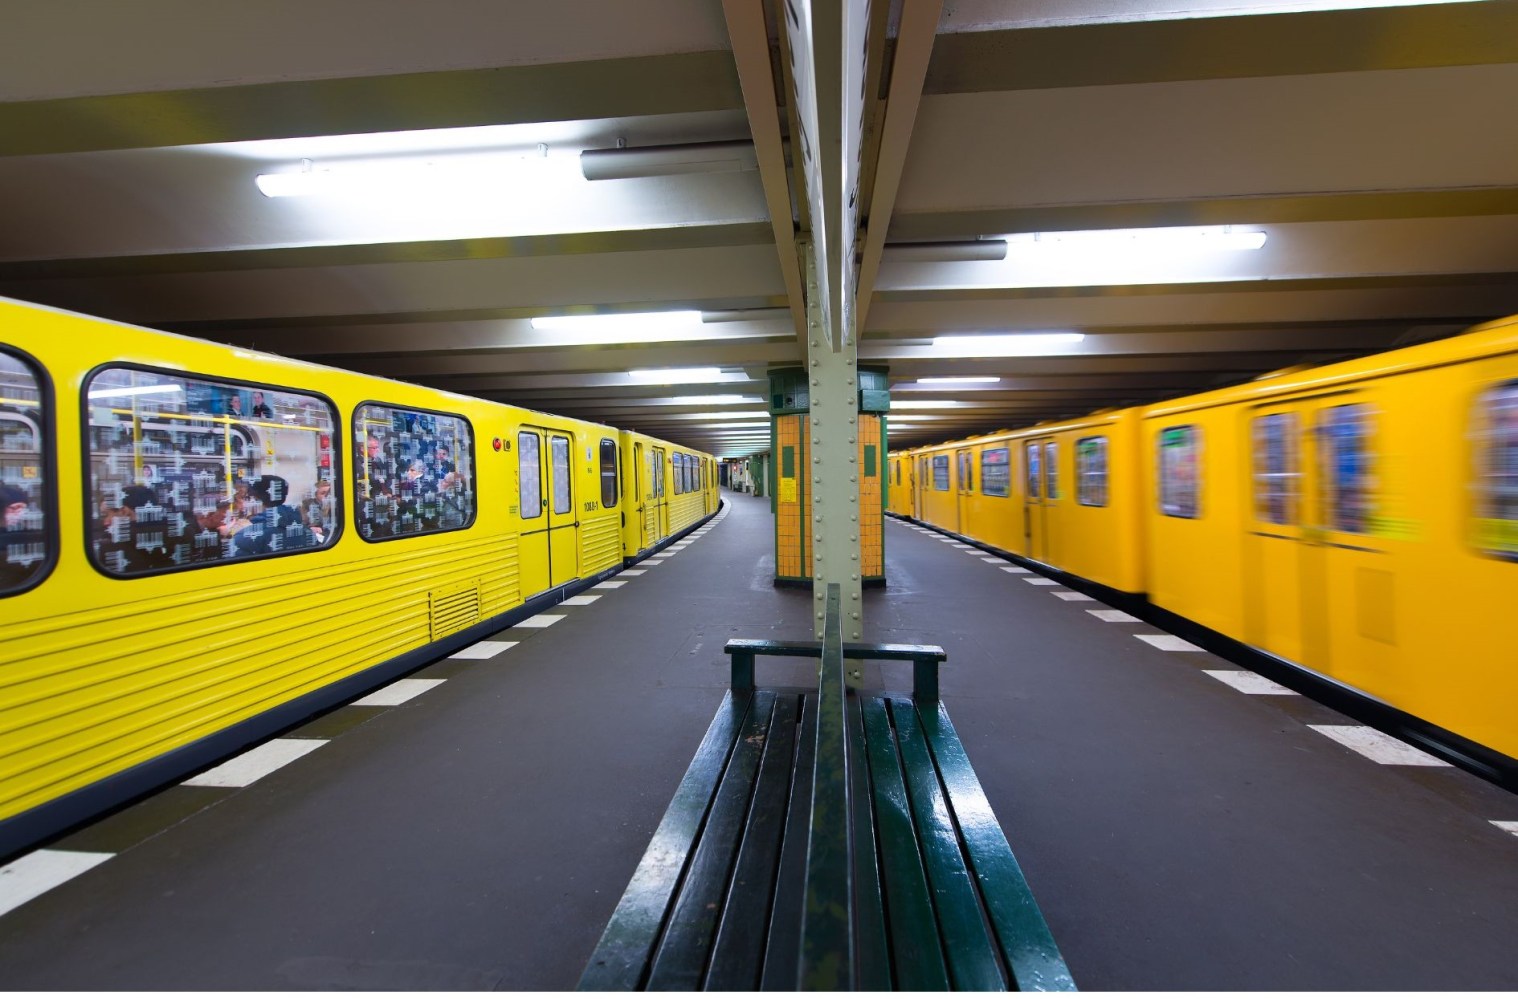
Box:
left=2, top=0, right=1517, bottom=455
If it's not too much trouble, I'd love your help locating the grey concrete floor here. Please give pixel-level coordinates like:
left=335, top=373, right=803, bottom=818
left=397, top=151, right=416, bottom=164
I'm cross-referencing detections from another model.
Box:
left=1, top=490, right=1516, bottom=990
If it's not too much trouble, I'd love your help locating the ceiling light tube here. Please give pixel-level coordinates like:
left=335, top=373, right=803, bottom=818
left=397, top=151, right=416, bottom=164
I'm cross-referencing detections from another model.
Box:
left=580, top=140, right=758, bottom=181
left=930, top=332, right=1085, bottom=357
left=627, top=368, right=731, bottom=385
left=912, top=376, right=1001, bottom=385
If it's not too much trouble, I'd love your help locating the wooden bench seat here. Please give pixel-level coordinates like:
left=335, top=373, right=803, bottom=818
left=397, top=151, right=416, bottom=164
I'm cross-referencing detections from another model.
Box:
left=578, top=588, right=1074, bottom=991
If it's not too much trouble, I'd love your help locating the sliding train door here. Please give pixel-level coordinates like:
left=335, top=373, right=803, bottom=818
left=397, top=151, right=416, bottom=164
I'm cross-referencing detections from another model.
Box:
left=517, top=425, right=580, bottom=597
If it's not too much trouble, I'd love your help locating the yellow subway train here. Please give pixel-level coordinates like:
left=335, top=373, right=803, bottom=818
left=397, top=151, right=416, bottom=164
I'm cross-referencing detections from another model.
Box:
left=0, top=296, right=717, bottom=855
left=890, top=314, right=1518, bottom=772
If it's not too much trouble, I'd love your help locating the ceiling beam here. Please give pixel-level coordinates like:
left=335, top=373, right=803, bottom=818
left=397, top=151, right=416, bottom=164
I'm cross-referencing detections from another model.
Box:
left=853, top=0, right=943, bottom=331
left=722, top=0, right=809, bottom=344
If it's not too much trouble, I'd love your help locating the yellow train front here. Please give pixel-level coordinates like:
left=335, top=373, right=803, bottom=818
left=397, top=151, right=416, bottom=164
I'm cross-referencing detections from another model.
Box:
left=892, top=315, right=1518, bottom=773
left=0, top=297, right=716, bottom=854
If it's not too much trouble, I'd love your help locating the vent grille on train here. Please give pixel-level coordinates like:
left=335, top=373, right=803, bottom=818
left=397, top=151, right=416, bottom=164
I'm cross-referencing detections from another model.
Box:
left=430, top=582, right=482, bottom=642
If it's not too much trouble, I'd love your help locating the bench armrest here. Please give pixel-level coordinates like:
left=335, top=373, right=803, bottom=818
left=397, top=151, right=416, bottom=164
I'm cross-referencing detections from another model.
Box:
left=723, top=638, right=948, bottom=701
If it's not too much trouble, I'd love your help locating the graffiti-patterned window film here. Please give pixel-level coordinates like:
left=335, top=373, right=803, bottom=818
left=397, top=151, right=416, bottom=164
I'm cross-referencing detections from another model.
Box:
left=1076, top=436, right=1108, bottom=507
left=1476, top=380, right=1518, bottom=561
left=353, top=403, right=473, bottom=541
left=1318, top=404, right=1373, bottom=534
left=981, top=447, right=1010, bottom=498
left=1251, top=412, right=1299, bottom=526
left=86, top=367, right=338, bottom=575
left=551, top=435, right=572, bottom=515
left=1, top=350, right=49, bottom=594
left=1158, top=425, right=1201, bottom=519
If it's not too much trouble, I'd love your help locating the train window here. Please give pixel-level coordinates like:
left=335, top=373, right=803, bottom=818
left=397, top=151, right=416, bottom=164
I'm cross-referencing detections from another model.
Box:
left=1252, top=413, right=1299, bottom=526
left=682, top=454, right=691, bottom=494
left=1045, top=442, right=1059, bottom=501
left=1158, top=425, right=1202, bottom=519
left=1475, top=380, right=1518, bottom=561
left=932, top=454, right=950, bottom=491
left=958, top=451, right=973, bottom=492
left=518, top=431, right=542, bottom=519
left=982, top=447, right=1011, bottom=497
left=353, top=403, right=474, bottom=541
left=1026, top=443, right=1041, bottom=500
left=1, top=349, right=50, bottom=595
left=1076, top=437, right=1108, bottom=507
left=652, top=449, right=665, bottom=498
left=551, top=435, right=572, bottom=515
left=1318, top=404, right=1373, bottom=534
left=85, top=366, right=339, bottom=575
left=600, top=439, right=619, bottom=508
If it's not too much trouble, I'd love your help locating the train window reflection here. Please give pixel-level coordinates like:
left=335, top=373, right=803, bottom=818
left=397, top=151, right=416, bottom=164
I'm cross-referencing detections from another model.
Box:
left=1026, top=443, right=1040, bottom=500
left=1045, top=442, right=1059, bottom=501
left=958, top=451, right=973, bottom=493
left=1, top=350, right=49, bottom=594
left=519, top=432, right=541, bottom=519
left=551, top=435, right=572, bottom=515
left=932, top=454, right=949, bottom=491
left=1252, top=413, right=1299, bottom=526
left=354, top=403, right=473, bottom=541
left=600, top=439, right=619, bottom=508
left=1476, top=380, right=1518, bottom=561
left=1158, top=425, right=1201, bottom=519
left=982, top=447, right=1010, bottom=498
left=86, top=366, right=339, bottom=575
left=1076, top=437, right=1108, bottom=507
left=1317, top=405, right=1372, bottom=534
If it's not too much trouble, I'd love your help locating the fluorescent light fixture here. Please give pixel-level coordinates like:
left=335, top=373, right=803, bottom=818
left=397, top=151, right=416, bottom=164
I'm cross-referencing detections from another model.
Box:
left=256, top=148, right=579, bottom=199
left=87, top=384, right=186, bottom=400
left=881, top=240, right=1008, bottom=263
left=1006, top=226, right=1265, bottom=252
left=704, top=421, right=772, bottom=429
left=890, top=400, right=963, bottom=410
left=930, top=333, right=1085, bottom=357
left=580, top=140, right=758, bottom=181
left=687, top=411, right=769, bottom=420
left=627, top=368, right=729, bottom=385
left=655, top=395, right=761, bottom=406
left=913, top=376, right=1001, bottom=385
left=530, top=311, right=703, bottom=335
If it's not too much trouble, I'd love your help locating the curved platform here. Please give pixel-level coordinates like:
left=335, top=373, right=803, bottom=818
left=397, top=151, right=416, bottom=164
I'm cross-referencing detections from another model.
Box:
left=1, top=491, right=1516, bottom=990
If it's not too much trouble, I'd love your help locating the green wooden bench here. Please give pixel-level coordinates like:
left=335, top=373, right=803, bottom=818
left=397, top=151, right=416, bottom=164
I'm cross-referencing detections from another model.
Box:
left=577, top=585, right=1074, bottom=991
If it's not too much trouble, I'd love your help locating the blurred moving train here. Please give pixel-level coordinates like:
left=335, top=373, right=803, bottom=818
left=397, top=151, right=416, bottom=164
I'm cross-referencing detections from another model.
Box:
left=0, top=296, right=718, bottom=855
left=889, top=315, right=1518, bottom=773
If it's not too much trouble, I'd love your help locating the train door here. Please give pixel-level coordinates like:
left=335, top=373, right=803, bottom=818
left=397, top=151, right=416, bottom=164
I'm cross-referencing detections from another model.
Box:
left=915, top=455, right=928, bottom=519
left=516, top=425, right=580, bottom=597
left=648, top=446, right=668, bottom=542
left=1023, top=439, right=1050, bottom=561
left=955, top=447, right=973, bottom=532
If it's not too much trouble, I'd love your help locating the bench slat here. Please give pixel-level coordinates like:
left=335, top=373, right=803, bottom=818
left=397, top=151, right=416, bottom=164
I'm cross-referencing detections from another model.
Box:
left=890, top=698, right=1007, bottom=991
left=704, top=694, right=802, bottom=990
left=861, top=697, right=952, bottom=991
left=759, top=692, right=819, bottom=990
left=578, top=690, right=756, bottom=990
left=918, top=702, right=1076, bottom=992
left=646, top=692, right=779, bottom=990
left=846, top=696, right=892, bottom=991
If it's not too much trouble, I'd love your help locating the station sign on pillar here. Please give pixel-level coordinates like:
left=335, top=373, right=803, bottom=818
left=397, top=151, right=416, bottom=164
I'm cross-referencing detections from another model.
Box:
left=768, top=364, right=889, bottom=592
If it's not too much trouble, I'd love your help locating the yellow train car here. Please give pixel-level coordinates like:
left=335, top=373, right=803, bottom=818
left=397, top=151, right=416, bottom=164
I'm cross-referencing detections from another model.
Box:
left=0, top=297, right=714, bottom=855
left=1140, top=315, right=1518, bottom=762
left=617, top=431, right=717, bottom=556
left=900, top=410, right=1146, bottom=595
left=886, top=450, right=915, bottom=518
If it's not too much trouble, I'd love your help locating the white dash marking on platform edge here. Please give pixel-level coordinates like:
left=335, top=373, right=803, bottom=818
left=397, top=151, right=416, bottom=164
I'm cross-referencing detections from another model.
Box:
left=641, top=559, right=665, bottom=566
left=620, top=569, right=647, bottom=576
left=1000, top=565, right=1031, bottom=574
left=1053, top=591, right=1095, bottom=602
left=593, top=580, right=627, bottom=589
left=562, top=594, right=602, bottom=606
left=450, top=639, right=518, bottom=659
left=515, top=614, right=566, bottom=628
left=352, top=678, right=446, bottom=707
left=1202, top=670, right=1296, bottom=696
left=1024, top=578, right=1059, bottom=586
left=1086, top=609, right=1138, bottom=623
left=1135, top=634, right=1204, bottom=652
left=1308, top=725, right=1452, bottom=766
left=183, top=738, right=327, bottom=788
left=980, top=557, right=1003, bottom=564
left=1491, top=821, right=1518, bottom=838
left=0, top=850, right=115, bottom=919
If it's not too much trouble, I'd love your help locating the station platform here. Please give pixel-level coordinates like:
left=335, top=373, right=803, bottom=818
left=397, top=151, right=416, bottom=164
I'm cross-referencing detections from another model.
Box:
left=2, top=489, right=1517, bottom=990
